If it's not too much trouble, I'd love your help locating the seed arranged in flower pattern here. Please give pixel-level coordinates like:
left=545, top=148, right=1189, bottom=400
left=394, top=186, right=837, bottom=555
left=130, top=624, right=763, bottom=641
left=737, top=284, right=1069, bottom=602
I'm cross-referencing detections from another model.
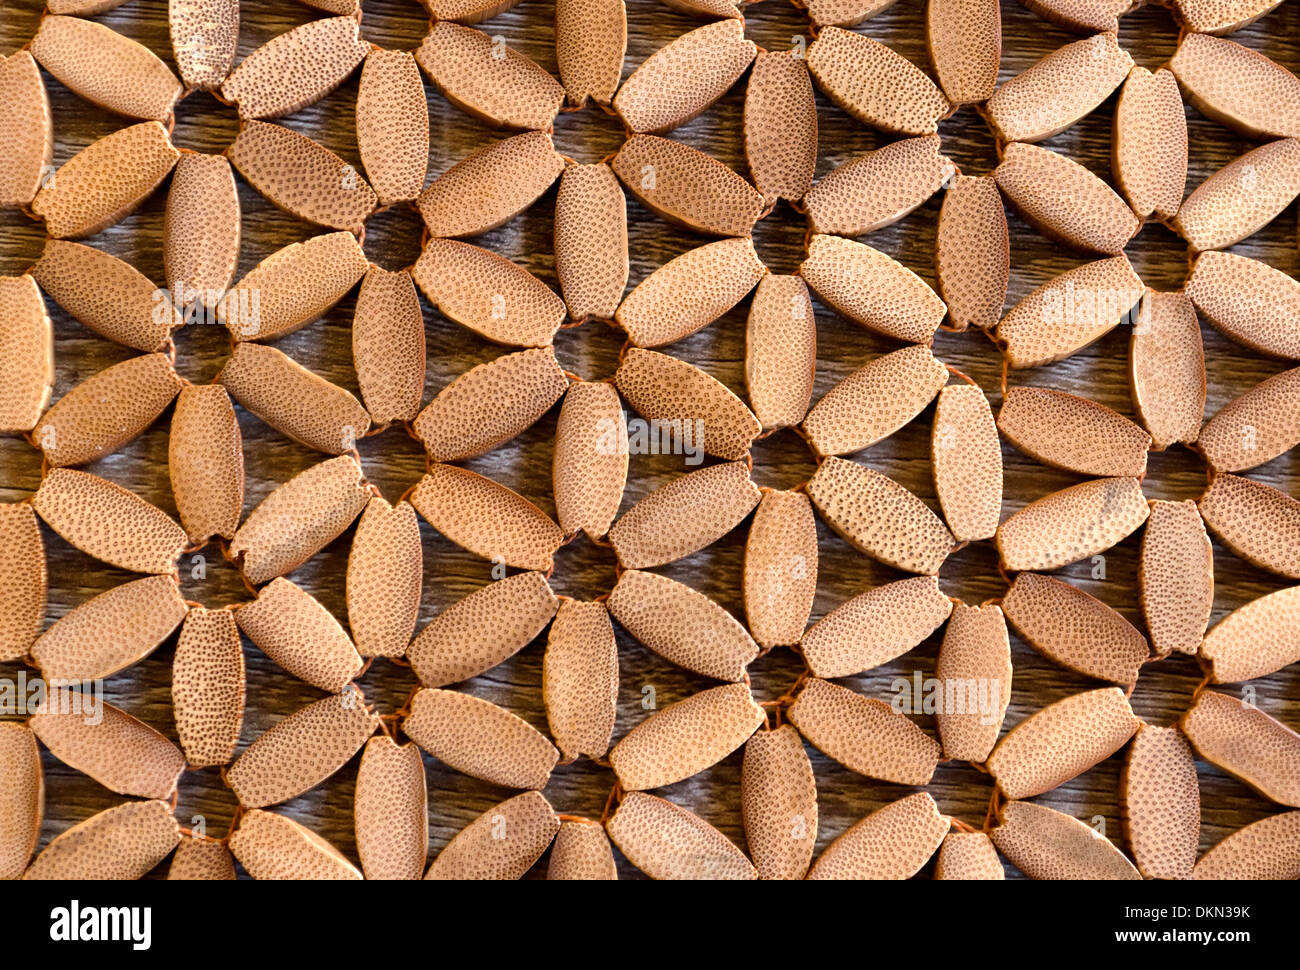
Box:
left=995, top=476, right=1150, bottom=572
left=554, top=0, right=626, bottom=108
left=235, top=577, right=364, bottom=693
left=1113, top=66, right=1188, bottom=222
left=991, top=800, right=1141, bottom=880
left=1196, top=365, right=1300, bottom=472
left=930, top=384, right=1002, bottom=543
left=167, top=838, right=237, bottom=881
left=0, top=276, right=53, bottom=437
left=1185, top=250, right=1300, bottom=360
left=168, top=0, right=238, bottom=91
left=0, top=52, right=53, bottom=208
left=996, top=386, right=1150, bottom=478
left=0, top=503, right=46, bottom=664
left=1192, top=810, right=1300, bottom=881
left=1199, top=473, right=1300, bottom=579
left=353, top=736, right=428, bottom=882
left=925, top=0, right=1001, bottom=105
left=743, top=50, right=818, bottom=206
left=1021, top=0, right=1133, bottom=33
left=163, top=153, right=241, bottom=313
left=425, top=791, right=559, bottom=881
left=0, top=724, right=43, bottom=880
left=351, top=266, right=426, bottom=425
left=606, top=791, right=755, bottom=881
left=172, top=607, right=245, bottom=768
left=346, top=497, right=423, bottom=661
left=220, top=16, right=368, bottom=121
left=1200, top=585, right=1300, bottom=684
left=808, top=792, right=949, bottom=881
left=1173, top=137, right=1300, bottom=252
left=22, top=800, right=181, bottom=882
left=229, top=810, right=362, bottom=881
left=552, top=381, right=628, bottom=540
left=935, top=831, right=1004, bottom=881
left=1120, top=724, right=1200, bottom=881
left=741, top=725, right=818, bottom=881
left=805, top=135, right=953, bottom=238
left=356, top=49, right=430, bottom=207
left=168, top=384, right=244, bottom=545
left=1129, top=290, right=1206, bottom=451
left=542, top=599, right=618, bottom=763
left=934, top=601, right=1012, bottom=762
left=547, top=819, right=618, bottom=881
left=1139, top=499, right=1215, bottom=658
left=1182, top=691, right=1300, bottom=807
left=553, top=163, right=629, bottom=323
left=743, top=489, right=819, bottom=651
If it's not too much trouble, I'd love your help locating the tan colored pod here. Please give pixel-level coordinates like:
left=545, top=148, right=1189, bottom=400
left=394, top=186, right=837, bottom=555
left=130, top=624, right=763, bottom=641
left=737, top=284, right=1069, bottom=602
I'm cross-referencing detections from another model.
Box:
left=554, top=0, right=626, bottom=108
left=168, top=384, right=244, bottom=544
left=347, top=498, right=422, bottom=660
left=935, top=176, right=1008, bottom=331
left=925, top=0, right=1000, bottom=105
left=985, top=33, right=1133, bottom=143
left=613, top=20, right=756, bottom=134
left=402, top=688, right=559, bottom=790
left=1202, top=586, right=1300, bottom=683
left=1173, top=34, right=1299, bottom=139
left=991, top=800, right=1140, bottom=880
left=169, top=0, right=239, bottom=90
left=553, top=381, right=627, bottom=540
left=353, top=266, right=425, bottom=425
left=986, top=687, right=1139, bottom=799
left=931, top=384, right=1002, bottom=543
left=807, top=457, right=956, bottom=575
left=935, top=602, right=1013, bottom=762
left=1120, top=724, right=1199, bottom=881
left=229, top=455, right=370, bottom=586
left=0, top=276, right=54, bottom=435
left=1172, top=0, right=1283, bottom=33
left=415, top=21, right=564, bottom=131
left=744, top=51, right=817, bottom=205
left=31, top=121, right=179, bottom=239
left=0, top=723, right=42, bottom=880
left=23, top=800, right=180, bottom=881
left=32, top=468, right=186, bottom=575
left=413, top=238, right=565, bottom=347
left=1182, top=691, right=1300, bottom=807
left=1196, top=366, right=1300, bottom=472
left=1173, top=138, right=1300, bottom=252
left=414, top=348, right=567, bottom=463
left=554, top=163, right=629, bottom=322
left=1113, top=67, right=1187, bottom=222
left=354, top=736, right=427, bottom=881
left=806, top=27, right=951, bottom=136
left=1129, top=290, right=1205, bottom=450
left=1140, top=499, right=1214, bottom=658
left=997, top=386, right=1150, bottom=477
left=1022, top=0, right=1133, bottom=32
left=31, top=576, right=188, bottom=683
left=805, top=136, right=952, bottom=238
left=410, top=464, right=563, bottom=572
left=226, top=690, right=378, bottom=808
left=743, top=490, right=818, bottom=650
left=30, top=16, right=182, bottom=122
left=616, top=237, right=766, bottom=347
left=803, top=0, right=898, bottom=27
left=1186, top=250, right=1300, bottom=360
left=548, top=819, right=617, bottom=880
left=221, top=16, right=367, bottom=120
left=935, top=832, right=1004, bottom=880
left=229, top=810, right=361, bottom=880
left=801, top=576, right=952, bottom=679
left=0, top=52, right=53, bottom=208
left=996, top=477, right=1149, bottom=572
left=356, top=49, right=429, bottom=207
left=0, top=504, right=46, bottom=663
left=1201, top=474, right=1300, bottom=578
left=168, top=838, right=236, bottom=880
left=164, top=154, right=241, bottom=311
left=424, top=0, right=522, bottom=19
left=611, top=135, right=765, bottom=237
left=543, top=599, right=618, bottom=761
left=606, top=792, right=755, bottom=880
left=426, top=791, right=558, bottom=880
left=409, top=571, right=557, bottom=687
left=1192, top=811, right=1300, bottom=880
left=663, top=0, right=741, bottom=16
left=808, top=793, right=948, bottom=880
left=236, top=578, right=363, bottom=692
left=172, top=607, right=245, bottom=768
left=419, top=131, right=566, bottom=239
left=745, top=275, right=815, bottom=431
left=741, top=725, right=817, bottom=880
left=607, top=569, right=759, bottom=682
left=800, top=234, right=946, bottom=344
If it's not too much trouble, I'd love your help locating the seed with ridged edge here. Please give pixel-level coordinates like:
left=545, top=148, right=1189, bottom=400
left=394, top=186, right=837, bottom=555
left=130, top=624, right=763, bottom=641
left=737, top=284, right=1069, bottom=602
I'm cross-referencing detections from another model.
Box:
left=235, top=578, right=363, bottom=692
left=926, top=0, right=1000, bottom=104
left=356, top=49, right=429, bottom=207
left=997, top=386, right=1150, bottom=477
left=1197, top=366, right=1300, bottom=472
left=663, top=0, right=740, bottom=15
left=172, top=607, right=245, bottom=767
left=935, top=602, right=1012, bottom=762
left=229, top=810, right=362, bottom=880
left=1192, top=810, right=1300, bottom=880
left=169, top=0, right=238, bottom=90
left=554, top=163, right=628, bottom=322
left=991, top=800, right=1140, bottom=879
left=606, top=791, right=755, bottom=880
left=1130, top=290, right=1205, bottom=450
left=996, top=477, right=1149, bottom=572
left=424, top=0, right=521, bottom=19
left=167, top=838, right=236, bottom=880
left=804, top=0, right=897, bottom=27
left=1114, top=67, right=1187, bottom=222
left=745, top=275, right=815, bottom=431
left=169, top=385, right=243, bottom=545
left=1172, top=34, right=1299, bottom=141
left=0, top=52, right=52, bottom=208
left=807, top=27, right=951, bottom=135
left=806, top=136, right=952, bottom=238
left=1173, top=138, right=1300, bottom=252
left=0, top=504, right=45, bottom=663
left=1200, top=474, right=1300, bottom=579
left=1140, top=499, right=1214, bottom=658
left=548, top=819, right=617, bottom=880
left=555, top=0, right=626, bottom=107
left=352, top=267, right=425, bottom=425
left=354, top=736, right=427, bottom=881
left=23, top=800, right=180, bottom=881
left=220, top=16, right=367, bottom=120
left=1120, top=724, right=1199, bottom=881
left=0, top=276, right=52, bottom=436
left=744, top=50, right=817, bottom=205
left=1202, top=586, right=1300, bottom=683
left=0, top=723, right=42, bottom=880
left=931, top=384, right=1002, bottom=543
left=1023, top=0, right=1134, bottom=32
left=1172, top=0, right=1283, bottom=33
left=347, top=497, right=422, bottom=660
left=741, top=725, right=817, bottom=880
left=1186, top=250, right=1300, bottom=360
left=607, top=569, right=759, bottom=681
left=409, top=571, right=557, bottom=687
left=743, top=490, right=818, bottom=650
left=543, top=599, right=618, bottom=761
left=164, top=154, right=240, bottom=311
left=426, top=791, right=558, bottom=880
left=935, top=832, right=1004, bottom=880
left=986, top=687, right=1139, bottom=799
left=553, top=382, right=627, bottom=540
left=1183, top=691, right=1300, bottom=807
left=808, top=792, right=948, bottom=880
left=935, top=176, right=1008, bottom=331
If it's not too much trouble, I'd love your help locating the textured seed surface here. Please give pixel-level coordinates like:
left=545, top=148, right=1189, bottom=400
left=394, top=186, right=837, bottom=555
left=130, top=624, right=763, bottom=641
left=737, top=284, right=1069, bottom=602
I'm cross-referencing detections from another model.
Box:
left=23, top=800, right=180, bottom=881
left=1182, top=691, right=1300, bottom=807
left=1139, top=499, right=1214, bottom=659
left=164, top=154, right=240, bottom=310
left=0, top=504, right=46, bottom=663
left=426, top=791, right=558, bottom=880
left=744, top=51, right=817, bottom=204
left=172, top=607, right=245, bottom=767
left=167, top=837, right=236, bottom=880
left=553, top=163, right=628, bottom=322
left=356, top=49, right=429, bottom=206
left=996, top=477, right=1149, bottom=572
left=346, top=498, right=422, bottom=660
left=803, top=0, right=898, bottom=28
left=606, top=791, right=756, bottom=880
left=935, top=831, right=1004, bottom=880
left=543, top=599, right=618, bottom=761
left=168, top=385, right=243, bottom=544
left=1022, top=0, right=1132, bottom=32
left=424, top=0, right=522, bottom=20
left=1173, top=138, right=1300, bottom=251
left=1186, top=250, right=1300, bottom=360
left=935, top=602, right=1012, bottom=762
left=743, top=490, right=818, bottom=650
left=931, top=384, right=1002, bottom=542
left=1196, top=366, right=1300, bottom=472
left=926, top=0, right=1000, bottom=104
left=1129, top=290, right=1206, bottom=450
left=787, top=678, right=941, bottom=785
left=997, top=386, right=1150, bottom=477
left=745, top=275, right=816, bottom=431
left=1200, top=474, right=1300, bottom=579
left=553, top=381, right=627, bottom=539
left=0, top=276, right=53, bottom=436
left=986, top=687, right=1139, bottom=799
left=1171, top=33, right=1300, bottom=140
left=934, top=176, right=1009, bottom=331
left=547, top=820, right=617, bottom=880
left=1121, top=724, right=1199, bottom=881
left=352, top=266, right=424, bottom=425
left=554, top=0, right=626, bottom=107
left=229, top=810, right=362, bottom=880
left=741, top=725, right=818, bottom=880
left=1192, top=810, right=1300, bottom=880
left=1114, top=67, right=1189, bottom=221
left=169, top=0, right=239, bottom=90
left=0, top=723, right=42, bottom=880
left=806, top=135, right=951, bottom=238
left=808, top=792, right=948, bottom=880
left=354, top=737, right=427, bottom=881
left=1201, top=585, right=1300, bottom=683
left=0, top=52, right=53, bottom=207
left=221, top=16, right=367, bottom=120
left=236, top=578, right=362, bottom=692
left=992, top=800, right=1140, bottom=879
left=1172, top=0, right=1282, bottom=33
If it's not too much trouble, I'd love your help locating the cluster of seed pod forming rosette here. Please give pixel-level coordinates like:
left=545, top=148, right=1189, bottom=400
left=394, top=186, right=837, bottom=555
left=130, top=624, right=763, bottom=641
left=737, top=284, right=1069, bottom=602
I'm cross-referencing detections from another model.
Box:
left=0, top=0, right=1298, bottom=882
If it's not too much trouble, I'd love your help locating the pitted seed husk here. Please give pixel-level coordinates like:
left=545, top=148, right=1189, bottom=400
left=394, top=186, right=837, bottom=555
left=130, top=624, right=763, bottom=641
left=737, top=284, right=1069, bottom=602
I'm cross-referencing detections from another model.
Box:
left=1129, top=290, right=1205, bottom=450
left=1201, top=586, right=1300, bottom=683
left=996, top=477, right=1149, bottom=572
left=925, top=0, right=1000, bottom=104
left=354, top=736, right=427, bottom=881
left=935, top=832, right=1004, bottom=880
left=741, top=725, right=818, bottom=880
left=172, top=607, right=245, bottom=767
left=663, top=0, right=740, bottom=16
left=548, top=820, right=618, bottom=880
left=743, top=489, right=818, bottom=650
left=1120, top=724, right=1199, bottom=881
left=1200, top=473, right=1300, bottom=578
left=1021, top=0, right=1133, bottom=32
left=935, top=601, right=1012, bottom=762
left=1140, top=499, right=1214, bottom=658
left=0, top=276, right=53, bottom=435
left=804, top=0, right=898, bottom=28
left=0, top=52, right=53, bottom=208
left=220, top=16, right=367, bottom=120
left=931, top=384, right=1002, bottom=542
left=1171, top=0, right=1282, bottom=34
left=167, top=838, right=236, bottom=880
left=1192, top=810, right=1300, bottom=880
left=805, top=135, right=952, bottom=237
left=991, top=800, right=1140, bottom=879
left=1114, top=67, right=1188, bottom=221
left=554, top=163, right=629, bottom=322
left=543, top=599, right=618, bottom=762
left=1171, top=33, right=1299, bottom=140
left=346, top=497, right=422, bottom=659
left=554, top=0, right=626, bottom=107
left=423, top=0, right=522, bottom=19
left=169, top=384, right=244, bottom=544
left=1182, top=691, right=1300, bottom=807
left=807, top=792, right=948, bottom=880
left=744, top=50, right=817, bottom=205
left=1196, top=366, right=1300, bottom=472
left=352, top=267, right=425, bottom=424
left=0, top=723, right=42, bottom=880
left=168, top=0, right=239, bottom=90
left=298, top=0, right=360, bottom=17
left=22, top=800, right=180, bottom=881
left=164, top=154, right=241, bottom=312
left=606, top=791, right=755, bottom=880
left=235, top=578, right=363, bottom=692
left=357, top=49, right=429, bottom=207
left=0, top=504, right=46, bottom=663
left=1173, top=138, right=1300, bottom=252
left=1186, top=250, right=1300, bottom=360
left=426, top=791, right=558, bottom=880
left=745, top=275, right=816, bottom=430
left=934, top=175, right=1008, bottom=331
left=997, top=386, right=1150, bottom=477
left=229, top=809, right=362, bottom=880
left=553, top=381, right=627, bottom=540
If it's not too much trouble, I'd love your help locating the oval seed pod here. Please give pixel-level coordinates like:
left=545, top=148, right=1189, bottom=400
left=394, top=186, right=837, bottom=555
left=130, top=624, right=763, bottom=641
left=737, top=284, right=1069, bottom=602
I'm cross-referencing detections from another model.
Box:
left=420, top=132, right=565, bottom=239
left=554, top=163, right=629, bottom=323
left=352, top=267, right=425, bottom=425
left=408, top=572, right=557, bottom=687
left=743, top=490, right=818, bottom=650
left=1200, top=474, right=1300, bottom=578
left=800, top=576, right=952, bottom=679
left=169, top=0, right=239, bottom=90
left=1113, top=67, right=1188, bottom=221
left=424, top=0, right=522, bottom=17
left=607, top=569, right=759, bottom=682
left=172, top=607, right=245, bottom=768
left=745, top=275, right=815, bottom=431
left=0, top=723, right=42, bottom=880
left=168, top=838, right=236, bottom=880
left=347, top=497, right=422, bottom=660
left=1196, top=366, right=1300, bottom=472
left=1022, top=0, right=1133, bottom=32
left=229, top=455, right=371, bottom=586
left=0, top=52, right=53, bottom=208
left=991, top=800, right=1140, bottom=880
left=744, top=50, right=817, bottom=205
left=220, top=16, right=368, bottom=120
left=164, top=154, right=241, bottom=311
left=229, top=810, right=362, bottom=880
left=985, top=33, right=1133, bottom=143
left=354, top=736, right=427, bottom=881
left=30, top=575, right=188, bottom=683
left=1186, top=250, right=1300, bottom=360
left=0, top=276, right=53, bottom=435
left=807, top=793, right=948, bottom=880
left=543, top=599, right=618, bottom=761
left=548, top=820, right=617, bottom=880
left=805, top=135, right=952, bottom=238
left=1140, top=499, right=1214, bottom=658
left=935, top=832, right=1004, bottom=880
left=1182, top=691, right=1300, bottom=807
left=616, top=237, right=766, bottom=348
left=414, top=348, right=567, bottom=463
left=412, top=239, right=565, bottom=347
left=554, top=0, right=626, bottom=107
left=807, top=457, right=956, bottom=575
left=32, top=469, right=186, bottom=575
left=663, top=0, right=740, bottom=15
left=1201, top=586, right=1300, bottom=683
left=606, top=792, right=755, bottom=880
left=402, top=689, right=559, bottom=790
left=613, top=19, right=756, bottom=134
left=30, top=16, right=182, bottom=123
left=1120, top=724, right=1199, bottom=881
left=31, top=121, right=179, bottom=239
left=997, top=387, right=1150, bottom=477
left=986, top=687, right=1139, bottom=800
left=741, top=725, right=817, bottom=880
left=553, top=381, right=627, bottom=540
left=1173, top=138, right=1300, bottom=252
left=0, top=503, right=46, bottom=663
left=925, top=0, right=1000, bottom=105
left=235, top=578, right=363, bottom=692
left=1192, top=811, right=1300, bottom=880
left=931, top=384, right=1002, bottom=543
left=935, top=602, right=1012, bottom=762
left=1170, top=33, right=1300, bottom=140
left=356, top=49, right=429, bottom=207
left=934, top=176, right=1009, bottom=331
left=803, top=0, right=898, bottom=27
left=806, top=27, right=951, bottom=136
left=427, top=792, right=558, bottom=880
left=610, top=683, right=763, bottom=791
left=1171, top=0, right=1283, bottom=33
left=995, top=477, right=1149, bottom=572
left=169, top=384, right=244, bottom=544
left=23, top=800, right=180, bottom=881
left=611, top=135, right=765, bottom=237
left=415, top=22, right=564, bottom=131
left=799, top=234, right=947, bottom=344
left=410, top=464, right=563, bottom=571
left=1129, top=290, right=1205, bottom=450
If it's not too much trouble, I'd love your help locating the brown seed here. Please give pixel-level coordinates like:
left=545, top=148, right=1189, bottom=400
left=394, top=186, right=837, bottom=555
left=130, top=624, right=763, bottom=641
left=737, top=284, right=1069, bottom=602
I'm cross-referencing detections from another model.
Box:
left=1139, top=499, right=1214, bottom=657
left=800, top=234, right=947, bottom=344
left=169, top=0, right=239, bottom=90
left=997, top=386, right=1150, bottom=477
left=1113, top=67, right=1188, bottom=221
left=164, top=154, right=241, bottom=311
left=403, top=688, right=559, bottom=790
left=606, top=791, right=755, bottom=880
left=606, top=569, right=759, bottom=682
left=616, top=237, right=766, bottom=348
left=0, top=275, right=53, bottom=435
left=1120, top=724, right=1199, bottom=881
left=804, top=0, right=898, bottom=28
left=744, top=50, right=817, bottom=205
left=172, top=607, right=245, bottom=768
left=426, top=791, right=559, bottom=880
left=787, top=677, right=941, bottom=786
left=1200, top=473, right=1300, bottom=579
left=800, top=576, right=952, bottom=679
left=931, top=384, right=1002, bottom=543
left=986, top=687, right=1139, bottom=799
left=610, top=683, right=763, bottom=791
left=23, top=800, right=180, bottom=881
left=613, top=19, right=757, bottom=134
left=554, top=163, right=629, bottom=322
left=0, top=723, right=42, bottom=880
left=1129, top=290, right=1206, bottom=450
left=236, top=578, right=363, bottom=692
left=1171, top=0, right=1284, bottom=35
left=352, top=266, right=426, bottom=425
left=934, top=832, right=1004, bottom=880
left=935, top=602, right=1013, bottom=762
left=807, top=457, right=956, bottom=575
left=354, top=736, right=427, bottom=881
left=991, top=800, right=1140, bottom=879
left=925, top=0, right=1000, bottom=105
left=1186, top=250, right=1300, bottom=360
left=806, top=27, right=951, bottom=135
left=1021, top=0, right=1133, bottom=32
left=554, top=0, right=626, bottom=107
left=297, top=0, right=361, bottom=17
left=805, top=135, right=952, bottom=238
left=356, top=49, right=429, bottom=207
left=547, top=819, right=617, bottom=880
left=0, top=52, right=52, bottom=208
left=1191, top=810, right=1300, bottom=880
left=662, top=0, right=741, bottom=16
left=1173, top=137, right=1300, bottom=252
left=423, top=0, right=521, bottom=19
left=229, top=809, right=362, bottom=880
left=743, top=489, right=818, bottom=650
left=934, top=176, right=1008, bottom=331
left=552, top=381, right=628, bottom=540
left=741, top=725, right=818, bottom=880
left=1181, top=691, right=1300, bottom=807
left=409, top=571, right=558, bottom=687
left=995, top=477, right=1149, bottom=572
left=745, top=275, right=816, bottom=431
left=31, top=121, right=179, bottom=239
left=1196, top=366, right=1300, bottom=472
left=167, top=838, right=237, bottom=880
left=1201, top=586, right=1300, bottom=683
left=543, top=599, right=618, bottom=761
left=0, top=503, right=46, bottom=663
left=168, top=384, right=244, bottom=545
left=220, top=16, right=368, bottom=120
left=346, top=497, right=422, bottom=660
left=807, top=792, right=948, bottom=880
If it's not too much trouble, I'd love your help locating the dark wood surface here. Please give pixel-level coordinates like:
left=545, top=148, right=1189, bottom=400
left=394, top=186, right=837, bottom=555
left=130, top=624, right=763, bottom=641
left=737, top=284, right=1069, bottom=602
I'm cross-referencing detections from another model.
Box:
left=1, top=0, right=1297, bottom=879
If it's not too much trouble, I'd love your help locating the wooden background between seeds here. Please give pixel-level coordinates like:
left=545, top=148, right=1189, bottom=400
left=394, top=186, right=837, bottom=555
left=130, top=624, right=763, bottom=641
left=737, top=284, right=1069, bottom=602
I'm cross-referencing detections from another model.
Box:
left=1, top=0, right=1297, bottom=879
